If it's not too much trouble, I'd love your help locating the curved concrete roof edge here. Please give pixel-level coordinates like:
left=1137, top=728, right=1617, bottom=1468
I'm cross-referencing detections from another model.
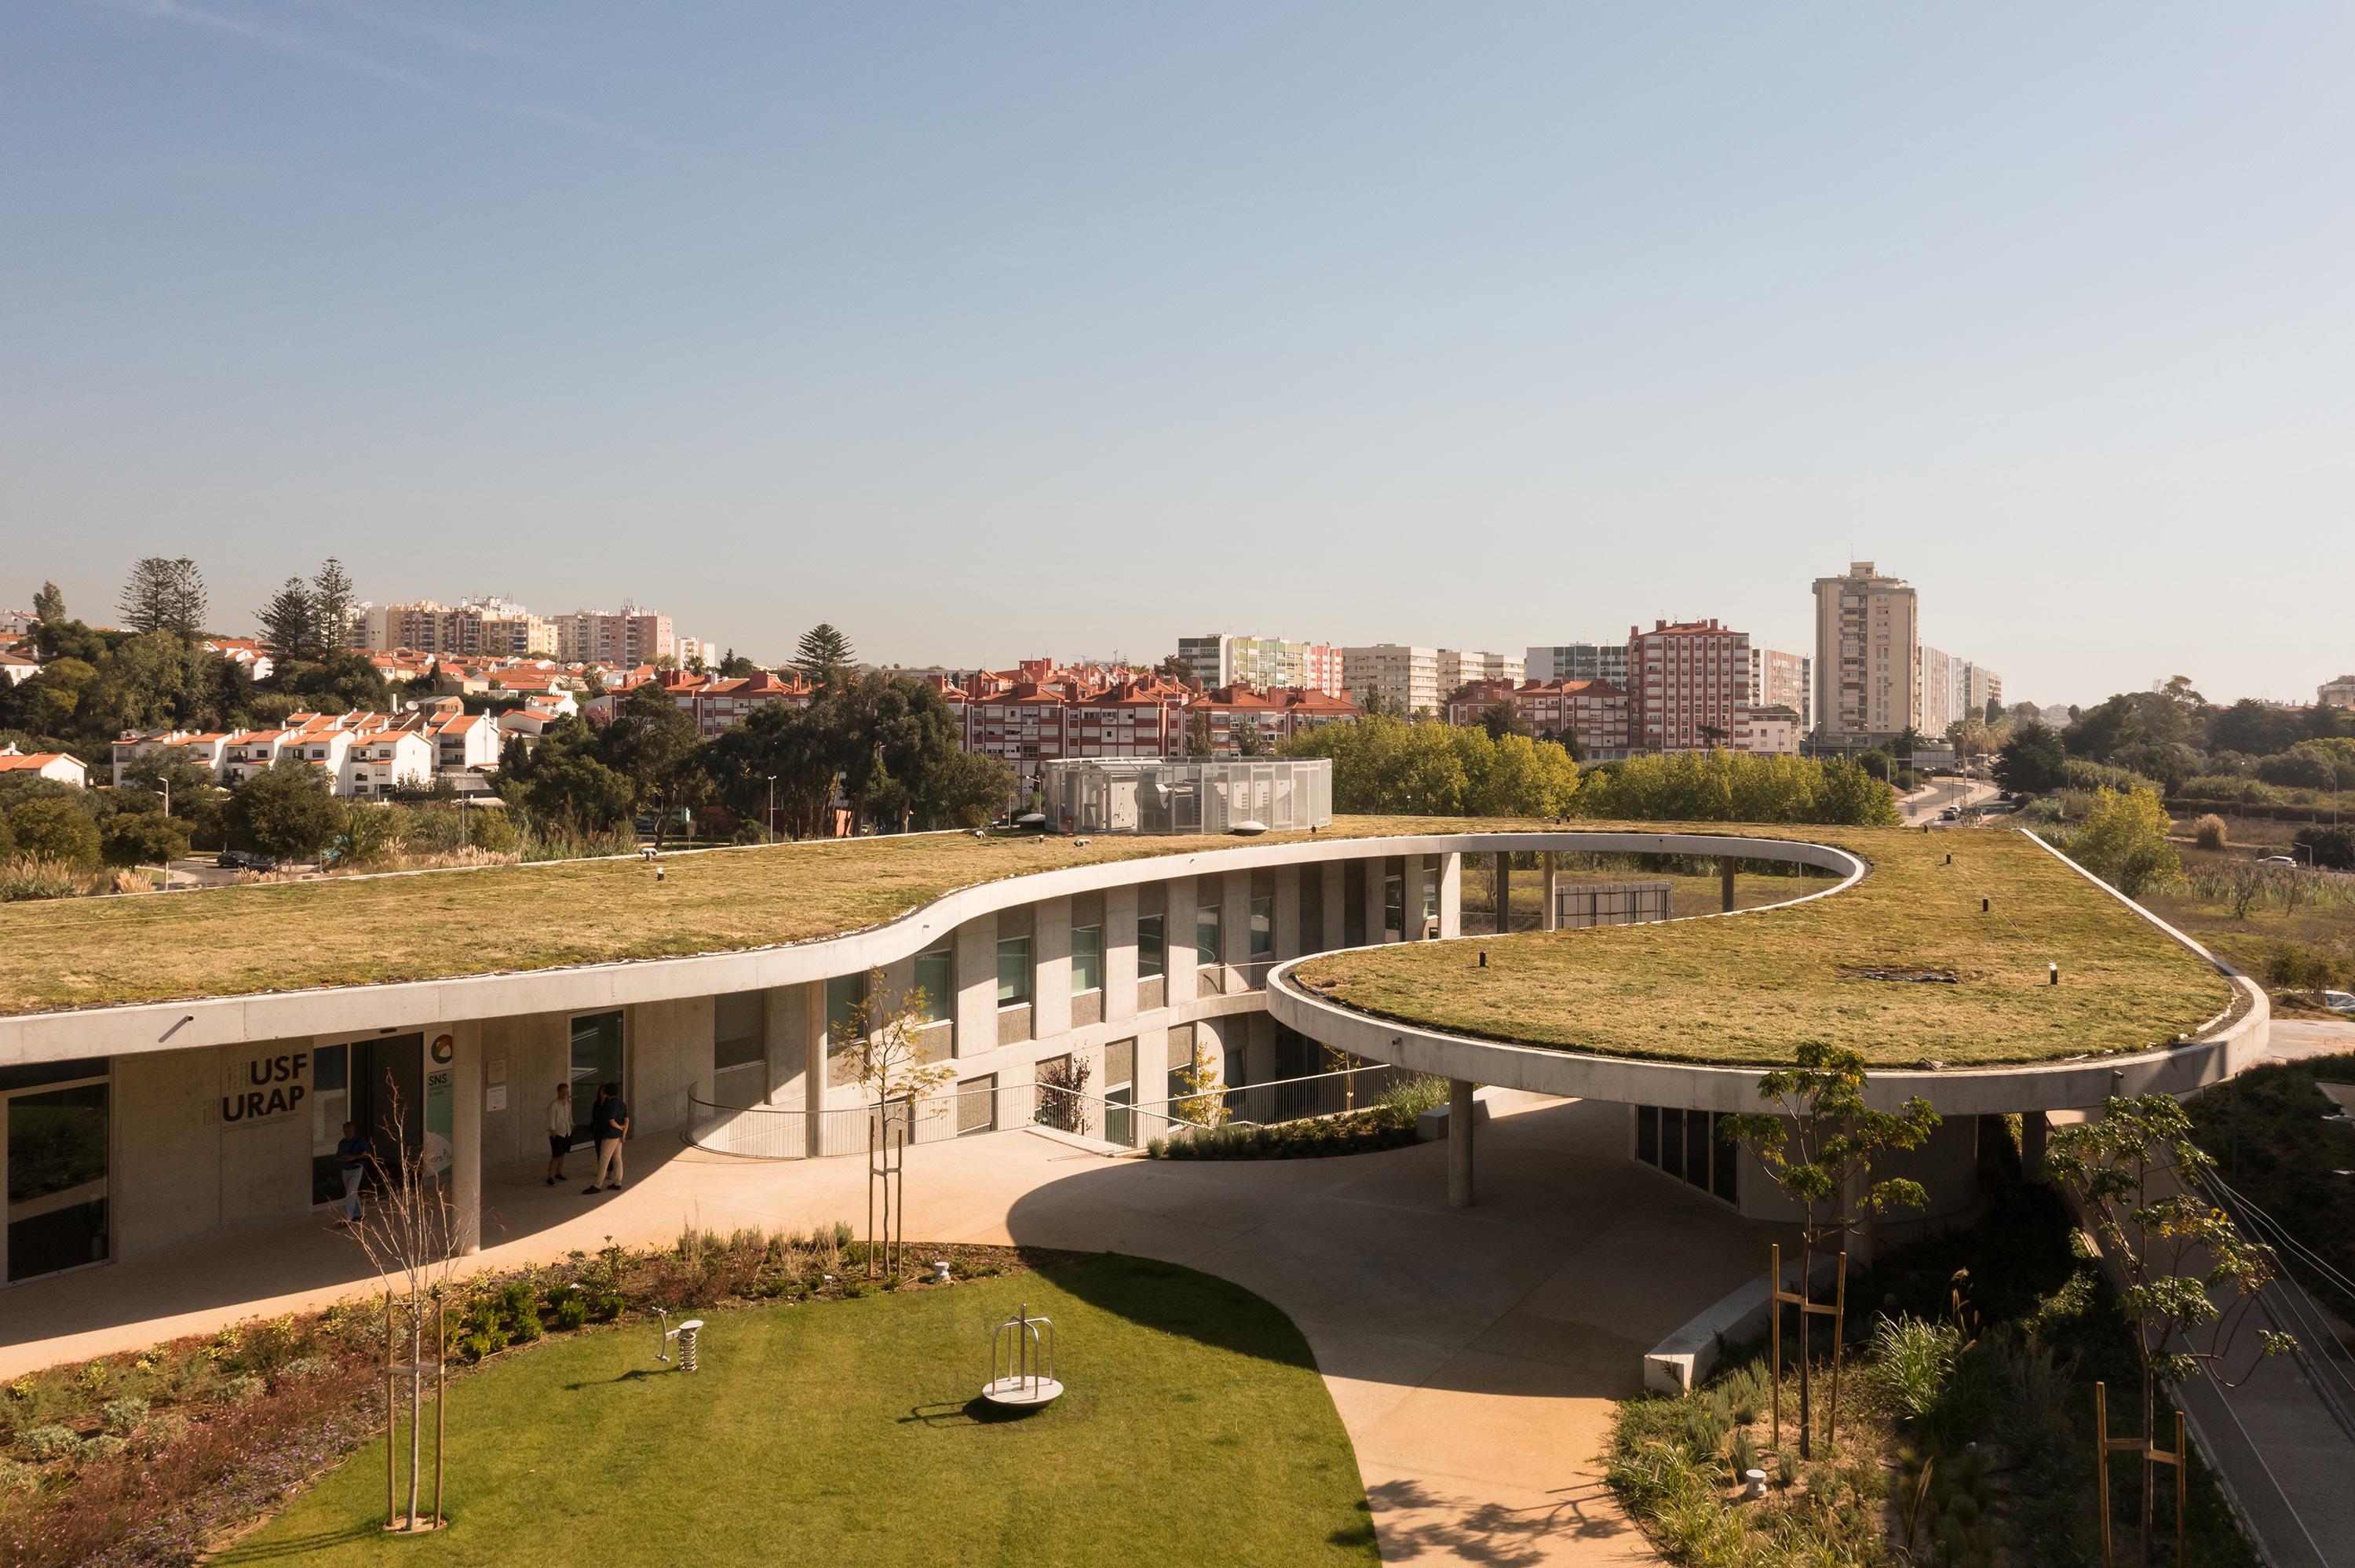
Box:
left=1265, top=829, right=2270, bottom=1115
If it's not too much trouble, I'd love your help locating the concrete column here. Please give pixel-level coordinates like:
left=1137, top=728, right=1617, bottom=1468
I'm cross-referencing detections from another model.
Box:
left=1034, top=895, right=1074, bottom=1040
left=451, top=1024, right=482, bottom=1254
left=2021, top=1110, right=2050, bottom=1180
left=1105, top=881, right=1140, bottom=1023
left=1448, top=1078, right=1476, bottom=1209
left=1720, top=856, right=1736, bottom=913
left=1362, top=856, right=1388, bottom=944
left=1164, top=875, right=1198, bottom=1002
left=1494, top=851, right=1510, bottom=934
left=802, top=983, right=827, bottom=1131
left=1274, top=864, right=1302, bottom=961
left=1222, top=869, right=1251, bottom=986
left=1437, top=852, right=1462, bottom=939
left=953, top=913, right=998, bottom=1058
left=1541, top=851, right=1559, bottom=931
left=1320, top=862, right=1348, bottom=950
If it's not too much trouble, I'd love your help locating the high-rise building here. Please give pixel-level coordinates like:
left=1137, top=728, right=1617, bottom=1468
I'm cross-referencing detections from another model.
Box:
left=1177, top=634, right=1342, bottom=695
left=1811, top=561, right=1919, bottom=748
left=1748, top=647, right=1812, bottom=733
left=356, top=597, right=553, bottom=658
left=553, top=601, right=675, bottom=666
left=1919, top=646, right=1955, bottom=737
left=1436, top=649, right=1524, bottom=696
left=1340, top=645, right=1441, bottom=717
left=1628, top=619, right=1751, bottom=753
left=1525, top=643, right=1630, bottom=684
left=2321, top=675, right=2355, bottom=711
left=1955, top=661, right=2004, bottom=723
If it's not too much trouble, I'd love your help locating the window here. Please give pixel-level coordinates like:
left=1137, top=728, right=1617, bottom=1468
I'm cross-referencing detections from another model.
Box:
left=1196, top=906, right=1221, bottom=968
left=1248, top=896, right=1272, bottom=958
left=1136, top=914, right=1165, bottom=978
left=996, top=937, right=1032, bottom=1006
left=827, top=973, right=867, bottom=1041
left=914, top=950, right=953, bottom=1025
left=714, top=990, right=765, bottom=1073
left=957, top=1074, right=998, bottom=1135
left=1071, top=925, right=1103, bottom=994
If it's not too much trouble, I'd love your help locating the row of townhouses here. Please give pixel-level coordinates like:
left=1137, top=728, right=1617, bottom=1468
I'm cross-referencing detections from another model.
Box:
left=110, top=703, right=509, bottom=796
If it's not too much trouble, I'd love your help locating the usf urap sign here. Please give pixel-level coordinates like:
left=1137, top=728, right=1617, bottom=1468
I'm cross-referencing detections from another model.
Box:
left=221, top=1049, right=310, bottom=1125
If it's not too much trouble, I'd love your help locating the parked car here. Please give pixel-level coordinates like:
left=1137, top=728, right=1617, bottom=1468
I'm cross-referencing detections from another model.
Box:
left=1940, top=807, right=1960, bottom=822
left=2258, top=855, right=2298, bottom=868
left=2320, top=990, right=2355, bottom=1013
left=215, top=849, right=250, bottom=869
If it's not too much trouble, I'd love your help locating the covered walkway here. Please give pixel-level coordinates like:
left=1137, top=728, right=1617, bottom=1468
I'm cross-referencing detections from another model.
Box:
left=2, top=1092, right=1780, bottom=1566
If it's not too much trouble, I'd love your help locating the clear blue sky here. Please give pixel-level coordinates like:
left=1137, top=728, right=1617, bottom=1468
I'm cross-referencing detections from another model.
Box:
left=6, top=3, right=2350, bottom=704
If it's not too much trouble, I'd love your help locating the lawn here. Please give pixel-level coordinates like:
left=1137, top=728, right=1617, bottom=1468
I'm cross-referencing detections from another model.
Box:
left=1295, top=827, right=2229, bottom=1066
left=214, top=1255, right=1378, bottom=1568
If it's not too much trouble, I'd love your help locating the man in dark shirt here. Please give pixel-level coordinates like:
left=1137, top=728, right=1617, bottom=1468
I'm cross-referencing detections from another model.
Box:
left=584, top=1083, right=630, bottom=1193
left=335, top=1121, right=372, bottom=1225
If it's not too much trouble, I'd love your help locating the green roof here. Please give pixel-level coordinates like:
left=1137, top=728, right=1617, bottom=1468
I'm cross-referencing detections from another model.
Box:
left=1294, top=826, right=2229, bottom=1067
left=0, top=820, right=2226, bottom=1067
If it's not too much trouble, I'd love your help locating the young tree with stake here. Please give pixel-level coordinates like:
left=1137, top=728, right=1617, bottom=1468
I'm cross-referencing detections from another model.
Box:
left=2049, top=1094, right=2293, bottom=1567
left=1724, top=1042, right=1940, bottom=1457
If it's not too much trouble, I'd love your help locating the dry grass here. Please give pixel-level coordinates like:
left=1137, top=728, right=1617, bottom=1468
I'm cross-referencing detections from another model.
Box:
left=0, top=822, right=2226, bottom=1066
left=1296, top=826, right=2229, bottom=1066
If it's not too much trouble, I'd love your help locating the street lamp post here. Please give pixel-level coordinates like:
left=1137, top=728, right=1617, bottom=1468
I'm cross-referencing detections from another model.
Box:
left=765, top=775, right=776, bottom=844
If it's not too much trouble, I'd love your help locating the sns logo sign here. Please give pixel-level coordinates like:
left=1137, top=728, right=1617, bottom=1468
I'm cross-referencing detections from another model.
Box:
left=221, top=1051, right=310, bottom=1124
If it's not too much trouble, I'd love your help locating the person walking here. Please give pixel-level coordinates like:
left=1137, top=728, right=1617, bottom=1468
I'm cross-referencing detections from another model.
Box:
left=584, top=1083, right=630, bottom=1194
left=334, top=1120, right=373, bottom=1227
left=545, top=1081, right=573, bottom=1187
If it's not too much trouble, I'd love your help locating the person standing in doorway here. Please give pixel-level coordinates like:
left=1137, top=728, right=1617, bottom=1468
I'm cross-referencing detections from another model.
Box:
left=584, top=1084, right=630, bottom=1193
left=334, top=1121, right=373, bottom=1227
left=546, top=1081, right=573, bottom=1187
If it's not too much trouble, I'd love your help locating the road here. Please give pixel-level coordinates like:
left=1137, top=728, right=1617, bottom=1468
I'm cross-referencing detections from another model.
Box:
left=1900, top=775, right=1999, bottom=823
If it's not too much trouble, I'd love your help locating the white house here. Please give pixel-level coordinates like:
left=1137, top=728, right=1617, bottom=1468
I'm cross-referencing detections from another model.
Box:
left=0, top=746, right=89, bottom=788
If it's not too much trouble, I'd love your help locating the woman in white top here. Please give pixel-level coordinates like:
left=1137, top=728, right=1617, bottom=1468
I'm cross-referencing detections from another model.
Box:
left=546, top=1082, right=573, bottom=1187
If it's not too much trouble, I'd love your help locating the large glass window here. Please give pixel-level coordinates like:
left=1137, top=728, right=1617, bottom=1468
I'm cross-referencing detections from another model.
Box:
left=827, top=974, right=867, bottom=1041
left=311, top=1043, right=350, bottom=1205
left=1196, top=906, right=1221, bottom=968
left=996, top=938, right=1032, bottom=1007
left=1136, top=914, right=1165, bottom=979
left=1249, top=896, right=1273, bottom=958
left=7, top=1075, right=111, bottom=1283
left=914, top=950, right=954, bottom=1024
left=714, top=990, right=765, bottom=1073
left=568, top=1012, right=623, bottom=1151
left=1071, top=925, right=1103, bottom=994
left=1382, top=865, right=1404, bottom=937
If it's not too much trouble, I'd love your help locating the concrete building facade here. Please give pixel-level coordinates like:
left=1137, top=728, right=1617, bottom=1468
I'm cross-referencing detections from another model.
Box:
left=553, top=603, right=675, bottom=667
left=1524, top=644, right=1630, bottom=686
left=1748, top=647, right=1812, bottom=733
left=1812, top=561, right=1920, bottom=749
left=1628, top=619, right=1751, bottom=753
left=1341, top=646, right=1442, bottom=717
left=1177, top=635, right=1343, bottom=695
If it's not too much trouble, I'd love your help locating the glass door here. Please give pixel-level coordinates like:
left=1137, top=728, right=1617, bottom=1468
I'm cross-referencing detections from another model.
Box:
left=6, top=1070, right=111, bottom=1284
left=569, top=1011, right=624, bottom=1150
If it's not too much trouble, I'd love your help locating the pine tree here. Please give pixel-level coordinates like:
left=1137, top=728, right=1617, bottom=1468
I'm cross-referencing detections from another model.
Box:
left=256, top=578, right=318, bottom=664
left=309, top=558, right=356, bottom=656
left=119, top=557, right=179, bottom=634
left=31, top=582, right=64, bottom=624
left=791, top=623, right=856, bottom=686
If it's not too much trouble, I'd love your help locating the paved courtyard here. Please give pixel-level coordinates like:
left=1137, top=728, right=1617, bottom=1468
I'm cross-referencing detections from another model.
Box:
left=0, top=1091, right=1791, bottom=1566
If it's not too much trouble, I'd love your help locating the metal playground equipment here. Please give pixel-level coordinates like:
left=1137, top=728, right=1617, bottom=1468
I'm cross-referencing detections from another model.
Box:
left=981, top=1302, right=1063, bottom=1409
left=655, top=1308, right=704, bottom=1373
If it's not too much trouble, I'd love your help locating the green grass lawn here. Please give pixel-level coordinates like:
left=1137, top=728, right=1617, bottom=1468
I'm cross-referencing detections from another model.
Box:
left=1298, top=827, right=2229, bottom=1066
left=214, top=1255, right=1376, bottom=1568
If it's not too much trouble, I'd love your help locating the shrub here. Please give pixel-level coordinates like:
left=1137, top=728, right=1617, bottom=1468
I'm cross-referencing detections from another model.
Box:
left=17, top=1425, right=76, bottom=1462
left=77, top=1433, right=127, bottom=1463
left=277, top=1355, right=332, bottom=1380
left=2193, top=814, right=2229, bottom=851
left=2295, top=825, right=2355, bottom=872
left=509, top=1308, right=543, bottom=1343
left=554, top=1295, right=589, bottom=1329
left=458, top=1332, right=495, bottom=1362
left=2266, top=941, right=2340, bottom=992
left=217, top=1373, right=265, bottom=1406
left=0, top=856, right=93, bottom=902
left=98, top=810, right=192, bottom=868
left=3, top=799, right=99, bottom=869
left=1374, top=1073, right=1448, bottom=1124
left=0, top=1456, right=36, bottom=1494
left=99, top=1396, right=148, bottom=1436
left=1871, top=1316, right=1961, bottom=1423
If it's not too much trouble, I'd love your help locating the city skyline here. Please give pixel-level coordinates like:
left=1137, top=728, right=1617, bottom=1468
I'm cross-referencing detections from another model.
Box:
left=9, top=5, right=2353, bottom=704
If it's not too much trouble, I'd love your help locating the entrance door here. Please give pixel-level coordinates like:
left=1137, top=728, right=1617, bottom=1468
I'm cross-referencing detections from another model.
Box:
left=350, top=1034, right=424, bottom=1180
left=568, top=1012, right=624, bottom=1150
left=1104, top=1038, right=1136, bottom=1148
left=5, top=1063, right=111, bottom=1284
